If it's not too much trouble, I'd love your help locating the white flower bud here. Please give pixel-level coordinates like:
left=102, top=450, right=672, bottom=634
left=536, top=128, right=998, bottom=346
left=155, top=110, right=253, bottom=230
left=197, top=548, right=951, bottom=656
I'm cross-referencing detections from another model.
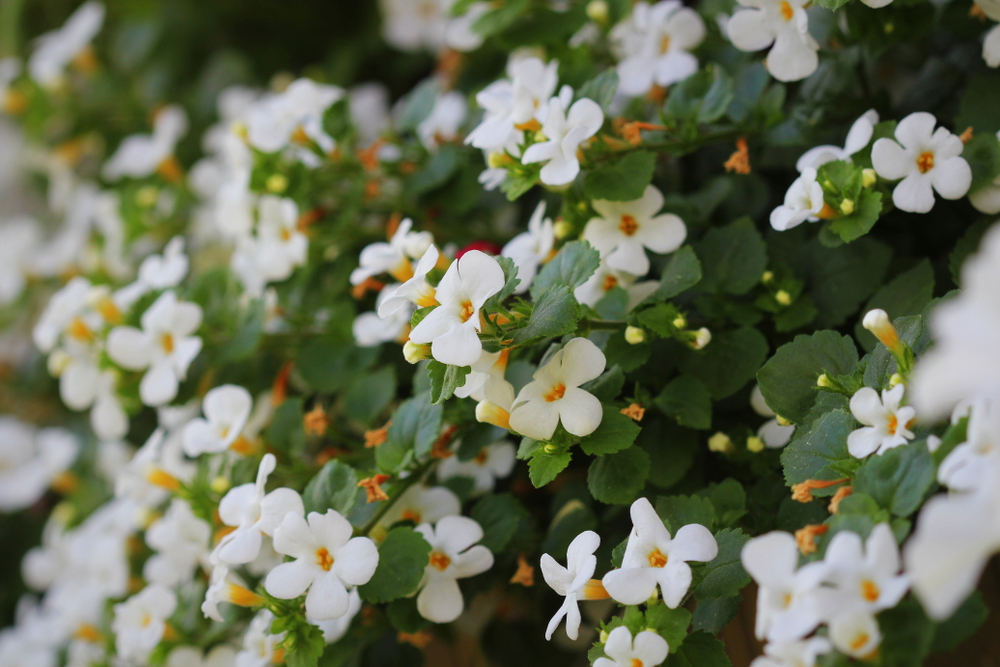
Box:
left=47, top=349, right=72, bottom=377
left=693, top=328, right=711, bottom=349
left=708, top=431, right=734, bottom=454
left=775, top=290, right=792, bottom=306
left=266, top=174, right=288, bottom=193
left=476, top=400, right=511, bottom=430
left=862, top=168, right=877, bottom=188
left=586, top=0, right=609, bottom=24
left=403, top=341, right=431, bottom=364
left=625, top=326, right=646, bottom=345
left=863, top=308, right=902, bottom=352
left=553, top=219, right=573, bottom=239
left=746, top=436, right=765, bottom=453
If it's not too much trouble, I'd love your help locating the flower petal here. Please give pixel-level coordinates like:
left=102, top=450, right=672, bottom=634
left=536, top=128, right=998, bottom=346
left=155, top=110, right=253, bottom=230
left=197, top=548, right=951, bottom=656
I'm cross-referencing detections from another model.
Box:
left=265, top=560, right=315, bottom=600
left=417, top=575, right=464, bottom=623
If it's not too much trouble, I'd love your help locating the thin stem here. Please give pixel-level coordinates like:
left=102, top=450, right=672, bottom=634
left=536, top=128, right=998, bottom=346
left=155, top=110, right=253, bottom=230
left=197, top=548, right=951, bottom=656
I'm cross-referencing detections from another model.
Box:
left=358, top=459, right=435, bottom=536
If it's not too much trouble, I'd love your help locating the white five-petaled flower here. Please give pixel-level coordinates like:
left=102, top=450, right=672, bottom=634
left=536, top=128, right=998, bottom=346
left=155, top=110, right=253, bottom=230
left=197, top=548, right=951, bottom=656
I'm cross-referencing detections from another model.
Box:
left=353, top=283, right=414, bottom=347
left=106, top=290, right=203, bottom=407
left=509, top=338, right=606, bottom=441
left=574, top=260, right=659, bottom=311
left=741, top=531, right=826, bottom=641
left=594, top=626, right=670, bottom=667
left=350, top=218, right=433, bottom=286
left=265, top=509, right=379, bottom=621
left=611, top=1, right=706, bottom=97
left=937, top=398, right=1000, bottom=493
left=202, top=564, right=262, bottom=622
left=0, top=419, right=79, bottom=512
left=375, top=485, right=461, bottom=537
left=437, top=440, right=517, bottom=496
left=502, top=202, right=555, bottom=295
left=407, top=249, right=505, bottom=367
left=138, top=236, right=189, bottom=290
left=796, top=110, right=880, bottom=172
left=602, top=498, right=718, bottom=607
left=522, top=94, right=604, bottom=186
left=27, top=1, right=105, bottom=88
left=255, top=195, right=309, bottom=283
left=213, top=453, right=305, bottom=565
left=727, top=0, right=818, bottom=82
left=245, top=78, right=343, bottom=156
left=144, top=498, right=211, bottom=587
left=379, top=0, right=488, bottom=53
left=541, top=530, right=608, bottom=641
left=871, top=112, right=972, bottom=214
left=378, top=244, right=441, bottom=317
left=414, top=516, right=495, bottom=623
left=769, top=167, right=825, bottom=231
left=465, top=57, right=559, bottom=154
left=750, top=637, right=832, bottom=667
left=182, top=384, right=254, bottom=456
left=103, top=106, right=189, bottom=181
left=847, top=385, right=915, bottom=458
left=111, top=584, right=177, bottom=664
left=582, top=185, right=687, bottom=277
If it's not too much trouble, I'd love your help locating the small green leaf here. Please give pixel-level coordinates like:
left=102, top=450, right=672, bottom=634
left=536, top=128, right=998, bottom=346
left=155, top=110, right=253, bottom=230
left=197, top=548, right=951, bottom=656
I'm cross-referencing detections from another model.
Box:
left=655, top=375, right=712, bottom=430
left=693, top=529, right=751, bottom=600
left=427, top=360, right=471, bottom=405
left=530, top=240, right=601, bottom=299
left=854, top=442, right=935, bottom=518
left=694, top=218, right=767, bottom=296
left=471, top=493, right=529, bottom=553
left=965, top=132, right=1000, bottom=192
left=377, top=393, right=443, bottom=473
left=640, top=246, right=702, bottom=306
left=780, top=409, right=856, bottom=488
left=588, top=446, right=650, bottom=504
left=679, top=327, right=769, bottom=400
left=512, top=285, right=579, bottom=345
left=282, top=622, right=325, bottom=667
left=302, top=461, right=358, bottom=516
left=583, top=151, right=656, bottom=202
left=692, top=596, right=740, bottom=635
left=580, top=406, right=642, bottom=455
left=358, top=527, right=432, bottom=603
left=700, top=479, right=747, bottom=528
left=827, top=189, right=883, bottom=243
left=581, top=366, right=625, bottom=402
left=656, top=494, right=715, bottom=532
left=529, top=449, right=572, bottom=488
left=665, top=630, right=732, bottom=667
left=576, top=68, right=619, bottom=111
left=644, top=605, right=692, bottom=653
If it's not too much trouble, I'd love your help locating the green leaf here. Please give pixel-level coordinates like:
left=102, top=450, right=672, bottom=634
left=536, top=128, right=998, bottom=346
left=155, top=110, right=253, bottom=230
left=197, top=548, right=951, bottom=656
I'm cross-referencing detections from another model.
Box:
left=426, top=360, right=471, bottom=405
left=395, top=79, right=439, bottom=132
left=501, top=170, right=539, bottom=201
left=302, top=461, right=358, bottom=516
left=581, top=366, right=625, bottom=402
left=780, top=409, right=855, bottom=487
left=656, top=494, right=715, bottom=532
left=862, top=315, right=929, bottom=390
left=377, top=393, right=443, bottom=473
left=701, top=479, right=747, bottom=528
left=641, top=246, right=702, bottom=306
left=878, top=597, right=934, bottom=667
left=679, top=327, right=769, bottom=400
left=957, top=71, right=1000, bottom=135
left=583, top=151, right=656, bottom=202
left=644, top=605, right=692, bottom=653
left=528, top=449, right=572, bottom=488
left=854, top=442, right=935, bottom=517
left=283, top=622, right=326, bottom=667
left=343, top=366, right=396, bottom=425
left=693, top=529, right=751, bottom=600
left=580, top=406, right=642, bottom=455
left=655, top=375, right=712, bottom=430
left=266, top=397, right=306, bottom=455
left=642, top=421, right=698, bottom=490
left=386, top=598, right=431, bottom=634
left=406, top=144, right=461, bottom=197
left=530, top=240, right=601, bottom=300
left=930, top=591, right=988, bottom=653
left=694, top=218, right=767, bottom=296
left=588, top=446, right=650, bottom=504
left=757, top=330, right=859, bottom=424
left=298, top=340, right=378, bottom=393
left=358, top=527, right=432, bottom=603
left=542, top=498, right=597, bottom=560
left=602, top=330, right=652, bottom=372
left=692, top=596, right=740, bottom=635
left=471, top=493, right=528, bottom=554
left=665, top=630, right=731, bottom=667
left=576, top=68, right=619, bottom=111
left=855, top=260, right=935, bottom=351
left=815, top=0, right=850, bottom=10
left=664, top=66, right=734, bottom=125
left=512, top=285, right=579, bottom=345
left=965, top=132, right=1000, bottom=192
left=827, top=189, right=883, bottom=243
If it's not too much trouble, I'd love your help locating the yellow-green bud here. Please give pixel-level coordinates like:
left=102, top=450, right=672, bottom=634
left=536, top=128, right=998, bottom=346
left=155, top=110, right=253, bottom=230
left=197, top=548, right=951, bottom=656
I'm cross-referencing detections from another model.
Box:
left=816, top=373, right=834, bottom=388
left=776, top=415, right=792, bottom=426
left=230, top=120, right=248, bottom=139
left=746, top=436, right=765, bottom=453
left=761, top=270, right=774, bottom=284
left=840, top=198, right=855, bottom=215
left=586, top=0, right=610, bottom=24
left=889, top=372, right=904, bottom=387
left=487, top=151, right=508, bottom=169
left=544, top=443, right=559, bottom=454
left=646, top=590, right=660, bottom=606
left=693, top=327, right=711, bottom=350
left=775, top=290, right=792, bottom=306
left=553, top=219, right=573, bottom=239
left=266, top=173, right=288, bottom=194
left=135, top=185, right=158, bottom=208
left=672, top=314, right=687, bottom=330
left=862, top=168, right=877, bottom=188
left=210, top=476, right=231, bottom=494
left=708, top=431, right=734, bottom=454
left=625, top=326, right=646, bottom=345
left=403, top=341, right=431, bottom=364
left=599, top=629, right=609, bottom=643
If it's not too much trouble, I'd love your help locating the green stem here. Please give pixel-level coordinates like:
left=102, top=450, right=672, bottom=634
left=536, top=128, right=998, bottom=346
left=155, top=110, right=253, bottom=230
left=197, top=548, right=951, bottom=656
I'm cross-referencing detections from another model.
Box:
left=358, top=459, right=435, bottom=536
left=0, top=0, right=24, bottom=59
left=583, top=319, right=627, bottom=330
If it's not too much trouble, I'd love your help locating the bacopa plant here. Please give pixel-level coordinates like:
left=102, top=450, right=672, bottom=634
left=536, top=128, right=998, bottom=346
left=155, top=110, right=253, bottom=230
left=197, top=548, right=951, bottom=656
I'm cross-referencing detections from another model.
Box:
left=1, top=0, right=1000, bottom=666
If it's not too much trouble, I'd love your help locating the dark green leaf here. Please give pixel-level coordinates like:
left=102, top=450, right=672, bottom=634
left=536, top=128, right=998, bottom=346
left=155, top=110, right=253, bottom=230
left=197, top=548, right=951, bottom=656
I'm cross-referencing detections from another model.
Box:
left=302, top=461, right=358, bottom=516
left=343, top=366, right=396, bottom=425
left=377, top=393, right=443, bottom=473
left=656, top=494, right=715, bottom=532
left=680, top=327, right=769, bottom=400
left=582, top=366, right=625, bottom=402
left=470, top=493, right=528, bottom=554
left=878, top=597, right=934, bottom=667
left=298, top=340, right=378, bottom=393
left=530, top=240, right=601, bottom=299
left=512, top=285, right=579, bottom=345
left=665, top=630, right=732, bottom=667
left=693, top=529, right=751, bottom=600
left=640, top=246, right=702, bottom=306
left=965, top=132, right=1000, bottom=192
left=695, top=218, right=767, bottom=296
left=528, top=449, right=572, bottom=488
left=781, top=409, right=855, bottom=487
left=576, top=68, right=619, bottom=111
left=930, top=591, right=988, bottom=653
left=588, top=446, right=650, bottom=504
left=580, top=406, right=642, bottom=455
left=583, top=151, right=656, bottom=202
left=358, top=527, right=432, bottom=603
left=693, top=596, right=740, bottom=635
left=426, top=360, right=471, bottom=405
left=655, top=375, right=712, bottom=430
left=854, top=442, right=935, bottom=517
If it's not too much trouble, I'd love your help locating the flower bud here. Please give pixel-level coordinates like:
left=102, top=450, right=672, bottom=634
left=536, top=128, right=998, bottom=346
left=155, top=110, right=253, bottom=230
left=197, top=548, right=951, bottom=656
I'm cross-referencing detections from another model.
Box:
left=692, top=328, right=711, bottom=350
left=266, top=173, right=288, bottom=194
left=672, top=314, right=686, bottom=329
left=553, top=219, right=573, bottom=239
left=210, top=476, right=231, bottom=494
left=746, top=436, right=765, bottom=453
left=624, top=326, right=646, bottom=345
left=487, top=151, right=508, bottom=169
left=816, top=373, right=833, bottom=388
left=863, top=309, right=902, bottom=353
left=775, top=290, right=792, bottom=306
left=47, top=349, right=72, bottom=377
left=476, top=400, right=511, bottom=430
left=889, top=372, right=904, bottom=387
left=403, top=341, right=431, bottom=364
left=708, top=431, right=734, bottom=454
left=586, top=0, right=609, bottom=24
left=761, top=270, right=774, bottom=284
left=776, top=415, right=792, bottom=426
left=135, top=185, right=158, bottom=208
left=599, top=629, right=609, bottom=643
left=839, top=199, right=855, bottom=215
left=862, top=168, right=877, bottom=188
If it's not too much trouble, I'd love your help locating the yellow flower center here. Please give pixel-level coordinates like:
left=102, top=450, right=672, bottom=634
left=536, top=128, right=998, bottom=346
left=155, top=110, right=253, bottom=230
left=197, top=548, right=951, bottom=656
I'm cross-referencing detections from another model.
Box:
left=619, top=215, right=639, bottom=236
left=851, top=632, right=870, bottom=652
left=459, top=300, right=475, bottom=323
left=316, top=547, right=334, bottom=571
left=429, top=552, right=452, bottom=571
left=861, top=579, right=880, bottom=602
left=780, top=1, right=794, bottom=20
left=67, top=317, right=94, bottom=342
left=544, top=383, right=566, bottom=402
left=401, top=509, right=422, bottom=524
left=161, top=333, right=175, bottom=354
left=648, top=548, right=668, bottom=568
left=659, top=35, right=671, bottom=54
left=602, top=275, right=619, bottom=292
left=632, top=660, right=644, bottom=667
left=887, top=415, right=898, bottom=434
left=916, top=151, right=934, bottom=174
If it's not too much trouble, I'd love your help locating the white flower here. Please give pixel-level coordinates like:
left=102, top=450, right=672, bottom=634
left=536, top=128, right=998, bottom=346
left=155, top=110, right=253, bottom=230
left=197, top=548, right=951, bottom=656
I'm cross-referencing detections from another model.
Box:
left=741, top=531, right=826, bottom=641
left=377, top=485, right=461, bottom=533
left=453, top=348, right=511, bottom=403
left=727, top=0, right=818, bottom=82
left=106, top=290, right=203, bottom=406
left=522, top=94, right=604, bottom=186
left=796, top=110, right=880, bottom=172
left=509, top=338, right=606, bottom=440
left=0, top=420, right=78, bottom=512
left=541, top=530, right=607, bottom=640
left=750, top=638, right=831, bottom=667
left=602, top=497, right=718, bottom=607
left=418, top=91, right=467, bottom=151
left=27, top=1, right=105, bottom=87
left=202, top=564, right=262, bottom=622
left=937, top=398, right=1000, bottom=492
left=979, top=1, right=1000, bottom=66
left=144, top=499, right=211, bottom=587
left=0, top=58, right=20, bottom=105
left=769, top=167, right=825, bottom=231
left=970, top=132, right=1000, bottom=214
left=437, top=441, right=516, bottom=496
left=213, top=454, right=304, bottom=565
left=574, top=260, right=658, bottom=311
left=871, top=111, right=972, bottom=214
left=111, top=584, right=177, bottom=664
left=103, top=106, right=189, bottom=181
left=750, top=385, right=794, bottom=448
left=593, top=627, right=669, bottom=667
left=265, top=510, right=379, bottom=621
left=444, top=2, right=490, bottom=52
left=236, top=610, right=284, bottom=667
left=611, top=1, right=706, bottom=96
left=350, top=218, right=432, bottom=285
left=167, top=645, right=238, bottom=667
left=256, top=195, right=309, bottom=283
left=116, top=418, right=196, bottom=508
left=245, top=78, right=343, bottom=155
left=379, top=0, right=488, bottom=53
left=138, top=236, right=189, bottom=290
left=828, top=611, right=881, bottom=658
left=582, top=185, right=687, bottom=276
left=33, top=277, right=91, bottom=353
left=353, top=284, right=414, bottom=347
left=0, top=217, right=40, bottom=305
left=465, top=57, right=559, bottom=154
left=502, top=202, right=555, bottom=294
left=407, top=249, right=505, bottom=367
left=183, top=384, right=254, bottom=456
left=378, top=245, right=441, bottom=317
left=310, top=587, right=363, bottom=643
left=414, top=516, right=494, bottom=623
left=847, top=385, right=915, bottom=458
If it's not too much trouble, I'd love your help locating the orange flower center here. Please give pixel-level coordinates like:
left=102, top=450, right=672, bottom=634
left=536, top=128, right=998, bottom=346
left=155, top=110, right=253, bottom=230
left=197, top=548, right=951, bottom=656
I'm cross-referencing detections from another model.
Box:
left=602, top=275, right=619, bottom=292
left=851, top=633, right=870, bottom=651
left=161, top=333, right=175, bottom=354
left=887, top=415, right=898, bottom=435
left=316, top=547, right=334, bottom=571
left=917, top=151, right=934, bottom=174
left=782, top=592, right=792, bottom=608
left=659, top=35, right=671, bottom=54
left=619, top=215, right=639, bottom=236
left=429, top=552, right=452, bottom=571
left=475, top=449, right=489, bottom=465
left=861, top=579, right=880, bottom=602
left=648, top=548, right=668, bottom=568
left=632, top=660, right=644, bottom=667
left=459, top=300, right=475, bottom=323
left=401, top=509, right=422, bottom=524
left=780, top=1, right=794, bottom=20
left=67, top=317, right=94, bottom=342
left=227, top=583, right=264, bottom=607
left=280, top=227, right=291, bottom=242
left=544, top=383, right=566, bottom=402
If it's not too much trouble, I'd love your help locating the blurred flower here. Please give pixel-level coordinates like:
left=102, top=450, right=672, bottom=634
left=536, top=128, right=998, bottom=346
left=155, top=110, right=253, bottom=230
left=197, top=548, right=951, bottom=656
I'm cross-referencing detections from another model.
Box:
left=28, top=1, right=105, bottom=88
left=414, top=516, right=494, bottom=623
left=593, top=627, right=669, bottom=667
left=522, top=94, right=604, bottom=186
left=111, top=584, right=177, bottom=664
left=727, top=0, right=818, bottom=82
left=611, top=1, right=706, bottom=96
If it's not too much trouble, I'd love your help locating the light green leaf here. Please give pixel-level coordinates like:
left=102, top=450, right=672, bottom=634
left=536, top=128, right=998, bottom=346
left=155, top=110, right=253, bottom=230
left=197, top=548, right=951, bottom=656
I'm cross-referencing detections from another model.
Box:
left=426, top=360, right=471, bottom=405
left=640, top=246, right=702, bottom=306
left=853, top=441, right=935, bottom=518
left=528, top=449, right=572, bottom=488
left=780, top=409, right=856, bottom=487
left=644, top=605, right=692, bottom=653
left=512, top=285, right=579, bottom=345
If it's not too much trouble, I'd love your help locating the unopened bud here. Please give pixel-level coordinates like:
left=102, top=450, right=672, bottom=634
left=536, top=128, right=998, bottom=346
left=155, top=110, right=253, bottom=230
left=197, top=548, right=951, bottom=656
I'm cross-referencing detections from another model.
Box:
left=266, top=174, right=288, bottom=194
left=599, top=629, right=609, bottom=643
left=708, top=431, right=734, bottom=454
left=47, top=349, right=72, bottom=377
left=863, top=309, right=902, bottom=353
left=839, top=199, right=855, bottom=215
left=692, top=328, right=711, bottom=350
left=543, top=443, right=558, bottom=454
left=816, top=373, right=833, bottom=388
left=487, top=151, right=508, bottom=169
left=553, top=219, right=573, bottom=239
left=775, top=290, right=792, bottom=306
left=889, top=373, right=904, bottom=387
left=586, top=0, right=609, bottom=23
left=210, top=476, right=231, bottom=494
left=776, top=415, right=792, bottom=426
left=862, top=168, right=877, bottom=188
left=746, top=436, right=765, bottom=453
left=135, top=185, right=158, bottom=208
left=476, top=400, right=511, bottom=430
left=672, top=314, right=686, bottom=329
left=761, top=270, right=774, bottom=284
left=625, top=326, right=646, bottom=345
left=403, top=341, right=431, bottom=364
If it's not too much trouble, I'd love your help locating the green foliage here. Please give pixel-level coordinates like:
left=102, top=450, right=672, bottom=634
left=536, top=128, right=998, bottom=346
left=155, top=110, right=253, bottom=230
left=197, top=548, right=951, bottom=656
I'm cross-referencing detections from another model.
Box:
left=530, top=240, right=601, bottom=299
left=583, top=150, right=657, bottom=202
left=695, top=219, right=768, bottom=296
left=854, top=442, right=935, bottom=518
left=343, top=366, right=397, bottom=425
left=588, top=446, right=650, bottom=504
left=576, top=68, right=620, bottom=111
left=426, top=360, right=471, bottom=405
left=665, top=630, right=732, bottom=667
left=664, top=65, right=734, bottom=125
left=377, top=393, right=442, bottom=473
left=645, top=605, right=693, bottom=653
left=580, top=406, right=642, bottom=455
left=302, top=461, right=358, bottom=516
left=298, top=340, right=378, bottom=393
left=692, top=596, right=740, bottom=635
left=856, top=260, right=935, bottom=350
left=512, top=286, right=579, bottom=345
left=528, top=449, right=572, bottom=487
left=471, top=493, right=529, bottom=553
left=679, top=327, right=769, bottom=400
left=656, top=494, right=715, bottom=531
left=692, top=529, right=751, bottom=600
left=781, top=409, right=857, bottom=487
left=965, top=132, right=1000, bottom=192
left=655, top=375, right=712, bottom=430
left=930, top=592, right=989, bottom=653
left=878, top=597, right=935, bottom=667
left=641, top=246, right=703, bottom=306
left=358, top=527, right=432, bottom=603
